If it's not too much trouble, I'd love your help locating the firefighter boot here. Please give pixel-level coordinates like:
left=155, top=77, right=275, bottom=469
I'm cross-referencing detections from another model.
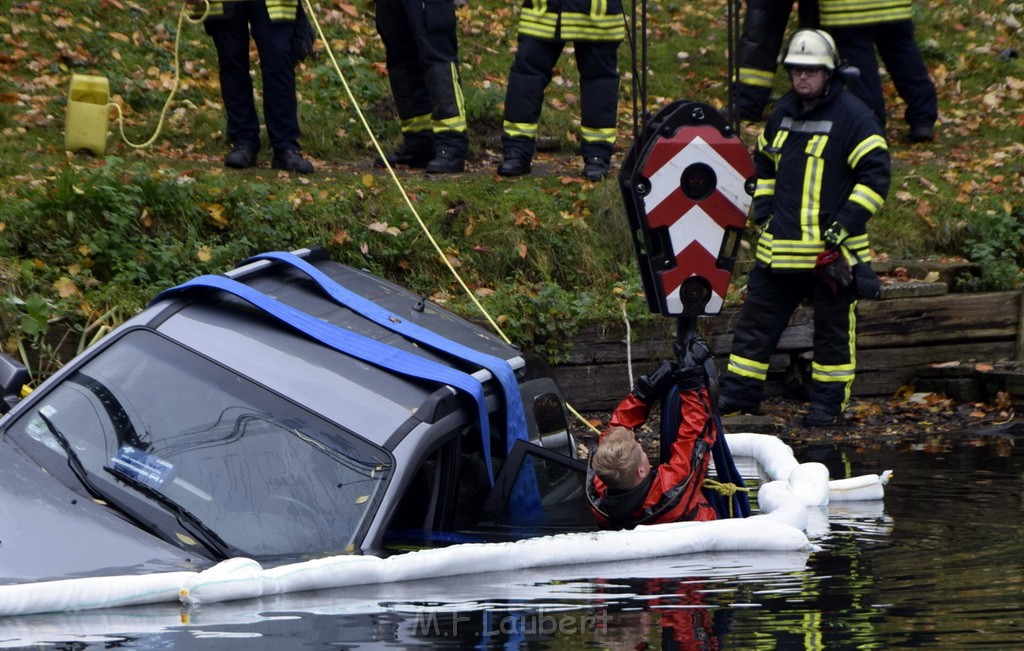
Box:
left=497, top=139, right=534, bottom=176
left=583, top=156, right=610, bottom=181
left=375, top=133, right=435, bottom=169
left=426, top=132, right=467, bottom=173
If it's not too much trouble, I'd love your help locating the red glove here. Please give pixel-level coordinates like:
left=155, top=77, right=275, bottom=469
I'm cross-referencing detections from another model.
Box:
left=815, top=249, right=853, bottom=296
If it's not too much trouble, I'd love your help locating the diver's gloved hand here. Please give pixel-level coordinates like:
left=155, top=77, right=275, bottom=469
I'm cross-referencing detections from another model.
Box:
left=632, top=360, right=677, bottom=404
left=815, top=249, right=853, bottom=296
left=674, top=336, right=711, bottom=391
left=678, top=335, right=712, bottom=368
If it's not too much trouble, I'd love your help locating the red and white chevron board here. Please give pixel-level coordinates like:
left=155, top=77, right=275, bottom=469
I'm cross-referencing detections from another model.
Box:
left=640, top=125, right=754, bottom=315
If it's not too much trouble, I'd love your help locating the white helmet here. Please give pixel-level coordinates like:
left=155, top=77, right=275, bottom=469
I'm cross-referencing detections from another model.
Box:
left=780, top=29, right=839, bottom=71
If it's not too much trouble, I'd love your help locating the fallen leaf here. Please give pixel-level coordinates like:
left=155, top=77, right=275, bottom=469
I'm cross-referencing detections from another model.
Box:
left=53, top=277, right=78, bottom=298
left=200, top=202, right=228, bottom=227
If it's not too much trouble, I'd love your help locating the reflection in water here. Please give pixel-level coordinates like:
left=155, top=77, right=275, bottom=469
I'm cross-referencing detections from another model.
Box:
left=2, top=442, right=1023, bottom=649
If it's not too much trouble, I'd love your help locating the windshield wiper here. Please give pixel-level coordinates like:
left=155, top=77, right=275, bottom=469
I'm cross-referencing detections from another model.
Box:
left=103, top=464, right=232, bottom=559
left=36, top=410, right=107, bottom=502
left=35, top=409, right=231, bottom=560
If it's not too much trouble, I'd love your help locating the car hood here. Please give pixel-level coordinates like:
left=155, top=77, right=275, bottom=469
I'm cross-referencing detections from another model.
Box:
left=0, top=435, right=203, bottom=585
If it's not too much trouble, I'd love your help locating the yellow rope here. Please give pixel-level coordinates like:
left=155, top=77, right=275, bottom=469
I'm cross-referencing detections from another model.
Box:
left=302, top=0, right=601, bottom=435
left=702, top=478, right=750, bottom=519
left=108, top=2, right=208, bottom=149
left=102, top=0, right=602, bottom=435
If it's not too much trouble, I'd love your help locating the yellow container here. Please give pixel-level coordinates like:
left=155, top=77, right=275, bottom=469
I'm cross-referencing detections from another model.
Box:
left=64, top=74, right=110, bottom=156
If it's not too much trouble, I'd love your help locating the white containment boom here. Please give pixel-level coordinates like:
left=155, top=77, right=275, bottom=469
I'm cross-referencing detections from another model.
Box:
left=0, top=432, right=891, bottom=616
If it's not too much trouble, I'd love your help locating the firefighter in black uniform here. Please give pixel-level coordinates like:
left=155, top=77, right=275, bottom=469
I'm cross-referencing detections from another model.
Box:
left=374, top=0, right=469, bottom=173
left=731, top=0, right=819, bottom=122
left=189, top=0, right=315, bottom=173
left=819, top=0, right=938, bottom=142
left=495, top=0, right=624, bottom=181
left=717, top=29, right=891, bottom=427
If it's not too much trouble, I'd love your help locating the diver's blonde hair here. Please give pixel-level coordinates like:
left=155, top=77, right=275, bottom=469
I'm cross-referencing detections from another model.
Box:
left=591, top=426, right=643, bottom=490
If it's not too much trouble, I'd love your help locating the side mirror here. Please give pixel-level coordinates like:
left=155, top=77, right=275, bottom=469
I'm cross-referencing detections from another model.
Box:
left=0, top=353, right=30, bottom=415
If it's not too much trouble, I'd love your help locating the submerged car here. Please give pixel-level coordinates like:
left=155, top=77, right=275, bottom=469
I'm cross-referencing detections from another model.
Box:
left=0, top=248, right=592, bottom=584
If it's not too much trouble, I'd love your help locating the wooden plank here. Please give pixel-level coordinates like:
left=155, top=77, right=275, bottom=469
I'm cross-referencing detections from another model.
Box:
left=1018, top=292, right=1024, bottom=361
left=856, top=291, right=1020, bottom=347
left=854, top=341, right=1015, bottom=395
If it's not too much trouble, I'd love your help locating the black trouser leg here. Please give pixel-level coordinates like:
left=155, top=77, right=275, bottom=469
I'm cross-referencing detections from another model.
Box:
left=206, top=13, right=261, bottom=150
left=502, top=35, right=564, bottom=157
left=248, top=1, right=301, bottom=152
left=576, top=40, right=619, bottom=160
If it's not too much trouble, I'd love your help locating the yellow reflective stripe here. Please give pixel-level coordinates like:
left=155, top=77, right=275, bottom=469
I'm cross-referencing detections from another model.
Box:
left=812, top=359, right=855, bottom=374
left=266, top=0, right=297, bottom=21
left=520, top=24, right=558, bottom=39
left=754, top=178, right=775, bottom=198
left=560, top=26, right=625, bottom=40
left=757, top=237, right=821, bottom=269
left=581, top=126, right=616, bottom=144
left=772, top=241, right=828, bottom=254
left=452, top=62, right=466, bottom=123
left=401, top=114, right=432, bottom=134
left=801, top=145, right=825, bottom=240
left=755, top=231, right=773, bottom=264
left=519, top=10, right=558, bottom=39
left=848, top=134, right=887, bottom=168
left=844, top=234, right=871, bottom=263
left=503, top=120, right=538, bottom=139
left=727, top=355, right=769, bottom=381
left=848, top=183, right=885, bottom=214
left=560, top=11, right=620, bottom=24
left=433, top=115, right=467, bottom=133
left=820, top=3, right=913, bottom=27
left=738, top=67, right=775, bottom=88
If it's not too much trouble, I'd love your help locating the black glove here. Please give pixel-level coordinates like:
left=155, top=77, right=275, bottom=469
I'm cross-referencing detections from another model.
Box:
left=632, top=360, right=676, bottom=404
left=672, top=364, right=707, bottom=392
left=677, top=335, right=711, bottom=369
left=673, top=336, right=711, bottom=391
left=815, top=249, right=853, bottom=296
left=854, top=262, right=881, bottom=299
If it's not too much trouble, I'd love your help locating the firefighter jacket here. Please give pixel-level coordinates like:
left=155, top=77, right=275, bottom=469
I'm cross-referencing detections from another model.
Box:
left=819, top=0, right=913, bottom=27
left=189, top=0, right=298, bottom=22
left=586, top=390, right=718, bottom=529
left=751, top=77, right=891, bottom=271
left=518, top=0, right=625, bottom=42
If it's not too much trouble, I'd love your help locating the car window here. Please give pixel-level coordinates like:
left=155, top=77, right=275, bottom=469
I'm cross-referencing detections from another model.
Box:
left=9, top=329, right=391, bottom=560
left=480, top=441, right=595, bottom=532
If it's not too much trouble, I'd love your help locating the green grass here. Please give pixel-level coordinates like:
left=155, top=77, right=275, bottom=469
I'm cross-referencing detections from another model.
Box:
left=0, top=0, right=1021, bottom=377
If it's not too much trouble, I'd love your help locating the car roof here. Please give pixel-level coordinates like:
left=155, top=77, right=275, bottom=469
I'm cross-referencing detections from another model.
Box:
left=148, top=251, right=524, bottom=447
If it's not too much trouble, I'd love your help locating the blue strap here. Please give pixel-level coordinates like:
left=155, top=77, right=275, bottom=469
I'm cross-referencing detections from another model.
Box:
left=245, top=252, right=531, bottom=455
left=151, top=275, right=498, bottom=484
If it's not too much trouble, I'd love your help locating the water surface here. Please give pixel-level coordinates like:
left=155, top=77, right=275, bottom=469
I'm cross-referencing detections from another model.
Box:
left=3, top=438, right=1022, bottom=649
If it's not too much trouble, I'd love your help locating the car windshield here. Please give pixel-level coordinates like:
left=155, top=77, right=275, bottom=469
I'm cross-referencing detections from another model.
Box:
left=12, top=329, right=391, bottom=559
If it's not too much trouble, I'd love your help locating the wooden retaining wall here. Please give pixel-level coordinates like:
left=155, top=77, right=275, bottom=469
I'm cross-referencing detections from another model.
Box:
left=551, top=291, right=1023, bottom=411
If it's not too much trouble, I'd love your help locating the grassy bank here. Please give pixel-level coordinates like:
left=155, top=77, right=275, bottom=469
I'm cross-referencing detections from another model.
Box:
left=1, top=0, right=1022, bottom=381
